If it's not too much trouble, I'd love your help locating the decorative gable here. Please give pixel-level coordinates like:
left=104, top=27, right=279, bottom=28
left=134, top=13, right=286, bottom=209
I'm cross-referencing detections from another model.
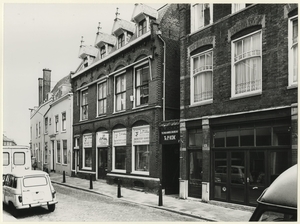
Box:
left=131, top=3, right=158, bottom=23
left=95, top=32, right=116, bottom=48
left=112, top=18, right=135, bottom=36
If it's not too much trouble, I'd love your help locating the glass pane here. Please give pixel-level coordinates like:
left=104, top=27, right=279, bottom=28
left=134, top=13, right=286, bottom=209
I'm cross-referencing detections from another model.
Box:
left=226, top=130, right=239, bottom=147
left=240, top=129, right=254, bottom=146
left=135, top=145, right=149, bottom=171
left=273, top=126, right=291, bottom=146
left=214, top=151, right=227, bottom=183
left=189, top=151, right=202, bottom=181
left=214, top=131, right=225, bottom=147
left=231, top=152, right=245, bottom=184
left=115, top=147, right=126, bottom=170
left=14, top=152, right=25, bottom=165
left=3, top=152, right=9, bottom=166
left=270, top=151, right=289, bottom=183
left=84, top=148, right=92, bottom=168
left=23, top=177, right=47, bottom=187
left=256, top=127, right=271, bottom=146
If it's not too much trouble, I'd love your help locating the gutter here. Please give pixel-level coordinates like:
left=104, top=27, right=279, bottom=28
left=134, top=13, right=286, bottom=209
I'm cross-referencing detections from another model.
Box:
left=156, top=30, right=166, bottom=121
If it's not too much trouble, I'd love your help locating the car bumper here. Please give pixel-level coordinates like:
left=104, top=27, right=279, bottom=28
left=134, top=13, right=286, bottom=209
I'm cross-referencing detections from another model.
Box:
left=15, top=200, right=58, bottom=209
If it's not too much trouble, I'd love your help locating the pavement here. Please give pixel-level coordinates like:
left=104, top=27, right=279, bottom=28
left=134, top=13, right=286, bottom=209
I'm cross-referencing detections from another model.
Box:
left=49, top=172, right=255, bottom=222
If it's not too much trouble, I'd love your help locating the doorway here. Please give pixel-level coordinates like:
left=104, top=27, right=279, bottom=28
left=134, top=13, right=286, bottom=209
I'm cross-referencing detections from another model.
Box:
left=98, top=148, right=108, bottom=179
left=188, top=150, right=202, bottom=198
left=162, top=144, right=179, bottom=195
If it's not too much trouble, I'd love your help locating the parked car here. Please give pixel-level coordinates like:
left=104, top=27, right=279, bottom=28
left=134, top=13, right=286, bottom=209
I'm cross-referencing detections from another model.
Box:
left=215, top=165, right=252, bottom=184
left=249, top=164, right=297, bottom=221
left=3, top=170, right=58, bottom=217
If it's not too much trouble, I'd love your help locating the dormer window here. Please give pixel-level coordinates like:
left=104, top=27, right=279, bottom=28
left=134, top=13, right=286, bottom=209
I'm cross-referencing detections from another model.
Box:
left=138, top=19, right=147, bottom=36
left=100, top=45, right=106, bottom=59
left=118, top=34, right=125, bottom=48
left=84, top=58, right=88, bottom=68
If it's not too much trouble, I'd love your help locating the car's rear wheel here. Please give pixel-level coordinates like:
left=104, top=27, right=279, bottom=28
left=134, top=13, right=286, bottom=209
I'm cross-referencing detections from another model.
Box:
left=48, top=204, right=55, bottom=212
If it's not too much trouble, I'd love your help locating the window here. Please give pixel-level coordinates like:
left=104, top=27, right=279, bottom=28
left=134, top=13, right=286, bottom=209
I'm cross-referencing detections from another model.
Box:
left=232, top=31, right=262, bottom=97
left=98, top=81, right=107, bottom=115
left=56, top=140, right=61, bottom=163
left=118, top=33, right=125, bottom=48
left=138, top=19, right=147, bottom=36
left=38, top=143, right=40, bottom=162
left=83, top=148, right=92, bottom=168
left=3, top=152, right=9, bottom=166
left=100, top=45, right=106, bottom=59
left=188, top=129, right=203, bottom=147
left=134, top=145, right=149, bottom=171
left=135, top=64, right=149, bottom=106
left=38, top=122, right=41, bottom=136
left=62, top=112, right=66, bottom=131
left=44, top=142, right=48, bottom=164
left=289, top=16, right=298, bottom=86
left=232, top=4, right=245, bottom=13
left=74, top=137, right=79, bottom=149
left=36, top=124, right=38, bottom=138
left=115, top=73, right=126, bottom=112
left=191, top=50, right=213, bottom=104
left=112, top=129, right=127, bottom=172
left=55, top=115, right=59, bottom=132
left=191, top=4, right=212, bottom=33
left=45, top=117, right=48, bottom=134
left=81, top=89, right=88, bottom=120
left=63, top=140, right=67, bottom=165
left=23, top=177, right=47, bottom=187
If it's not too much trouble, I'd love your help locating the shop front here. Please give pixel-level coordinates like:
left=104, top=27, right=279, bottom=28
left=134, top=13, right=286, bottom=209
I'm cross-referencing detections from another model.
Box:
left=96, top=131, right=109, bottom=179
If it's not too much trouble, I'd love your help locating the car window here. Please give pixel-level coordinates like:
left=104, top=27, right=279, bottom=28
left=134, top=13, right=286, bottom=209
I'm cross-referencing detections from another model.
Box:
left=260, top=211, right=297, bottom=221
left=12, top=177, right=18, bottom=188
left=4, top=175, right=13, bottom=187
left=13, top=152, right=25, bottom=165
left=23, top=176, right=48, bottom=187
left=3, top=152, right=9, bottom=166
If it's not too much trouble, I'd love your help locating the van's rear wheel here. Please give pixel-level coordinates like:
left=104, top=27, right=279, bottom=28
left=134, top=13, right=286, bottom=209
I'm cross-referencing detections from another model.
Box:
left=48, top=204, right=55, bottom=212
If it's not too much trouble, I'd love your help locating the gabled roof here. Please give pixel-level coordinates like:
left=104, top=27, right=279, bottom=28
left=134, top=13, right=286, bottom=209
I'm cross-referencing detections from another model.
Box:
left=3, top=134, right=16, bottom=144
left=131, top=3, right=158, bottom=22
left=112, top=18, right=135, bottom=36
left=95, top=32, right=116, bottom=48
left=78, top=45, right=98, bottom=59
left=51, top=74, right=71, bottom=96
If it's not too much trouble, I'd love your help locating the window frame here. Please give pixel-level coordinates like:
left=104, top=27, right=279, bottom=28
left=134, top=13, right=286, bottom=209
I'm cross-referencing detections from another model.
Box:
left=100, top=45, right=107, bottom=59
left=62, top=139, right=67, bottom=165
left=138, top=19, right=147, bottom=36
left=114, top=71, right=126, bottom=113
left=232, top=3, right=246, bottom=13
left=231, top=30, right=262, bottom=99
left=118, top=33, right=125, bottom=48
left=191, top=3, right=213, bottom=33
left=61, top=112, right=66, bottom=131
left=112, top=128, right=127, bottom=173
left=81, top=88, right=88, bottom=121
left=82, top=134, right=92, bottom=170
left=44, top=141, right=48, bottom=164
left=56, top=140, right=61, bottom=164
left=288, top=15, right=298, bottom=87
left=97, top=80, right=107, bottom=116
left=45, top=117, right=48, bottom=134
left=190, top=49, right=213, bottom=105
left=134, top=61, right=150, bottom=108
left=55, top=115, right=59, bottom=133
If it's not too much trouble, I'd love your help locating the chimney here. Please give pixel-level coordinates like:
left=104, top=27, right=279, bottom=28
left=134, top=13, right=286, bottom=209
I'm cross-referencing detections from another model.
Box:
left=38, top=78, right=43, bottom=106
left=43, top=69, right=51, bottom=102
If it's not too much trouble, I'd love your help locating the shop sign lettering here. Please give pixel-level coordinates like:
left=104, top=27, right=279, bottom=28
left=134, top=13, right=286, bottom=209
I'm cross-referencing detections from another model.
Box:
left=83, top=134, right=92, bottom=148
left=96, top=132, right=109, bottom=147
left=133, top=126, right=150, bottom=145
left=113, top=130, right=127, bottom=146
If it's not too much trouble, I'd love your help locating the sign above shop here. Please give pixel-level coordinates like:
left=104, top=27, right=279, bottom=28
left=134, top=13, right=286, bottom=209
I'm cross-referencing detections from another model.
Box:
left=113, top=129, right=127, bottom=146
left=96, top=132, right=109, bottom=147
left=159, top=123, right=180, bottom=145
left=133, top=126, right=150, bottom=145
left=83, top=134, right=92, bottom=148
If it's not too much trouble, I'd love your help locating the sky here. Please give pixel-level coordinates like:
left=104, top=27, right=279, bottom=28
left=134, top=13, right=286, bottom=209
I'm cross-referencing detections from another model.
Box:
left=2, top=2, right=166, bottom=146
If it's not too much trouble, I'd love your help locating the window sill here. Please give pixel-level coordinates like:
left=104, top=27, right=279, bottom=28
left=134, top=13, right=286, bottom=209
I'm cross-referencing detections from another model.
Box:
left=82, top=167, right=92, bottom=170
left=287, top=84, right=297, bottom=89
left=133, top=104, right=148, bottom=110
left=112, top=169, right=126, bottom=174
left=190, top=99, right=213, bottom=107
left=62, top=164, right=68, bottom=166
left=113, top=110, right=126, bottom=115
left=96, top=114, right=107, bottom=119
left=80, top=119, right=88, bottom=122
left=61, top=131, right=66, bottom=133
left=230, top=91, right=262, bottom=100
left=131, top=171, right=149, bottom=176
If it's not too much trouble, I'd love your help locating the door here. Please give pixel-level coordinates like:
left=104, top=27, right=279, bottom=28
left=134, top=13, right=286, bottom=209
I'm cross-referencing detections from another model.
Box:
left=98, top=148, right=107, bottom=179
left=188, top=150, right=202, bottom=198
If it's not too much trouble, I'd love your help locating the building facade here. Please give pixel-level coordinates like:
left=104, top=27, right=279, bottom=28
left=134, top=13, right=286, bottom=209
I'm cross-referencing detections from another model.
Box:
left=71, top=4, right=181, bottom=193
left=178, top=4, right=298, bottom=206
left=44, top=74, right=73, bottom=176
left=3, top=134, right=17, bottom=146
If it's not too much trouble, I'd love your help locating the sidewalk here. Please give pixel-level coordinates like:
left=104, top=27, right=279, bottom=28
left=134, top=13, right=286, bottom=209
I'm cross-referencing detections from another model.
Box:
left=49, top=172, right=254, bottom=222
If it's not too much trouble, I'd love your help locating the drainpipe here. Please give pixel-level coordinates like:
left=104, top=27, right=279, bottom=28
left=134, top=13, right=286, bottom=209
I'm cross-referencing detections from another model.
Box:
left=156, top=30, right=166, bottom=121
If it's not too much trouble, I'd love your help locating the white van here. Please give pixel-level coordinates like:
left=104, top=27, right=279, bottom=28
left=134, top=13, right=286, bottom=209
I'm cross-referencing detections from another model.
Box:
left=3, top=146, right=32, bottom=175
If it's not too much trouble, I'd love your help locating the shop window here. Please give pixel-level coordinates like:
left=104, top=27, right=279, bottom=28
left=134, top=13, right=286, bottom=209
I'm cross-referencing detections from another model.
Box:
left=56, top=140, right=61, bottom=164
left=240, top=129, right=254, bottom=146
left=232, top=30, right=262, bottom=98
left=214, top=131, right=225, bottom=147
left=115, top=147, right=126, bottom=170
left=270, top=151, right=288, bottom=183
left=83, top=148, right=92, bottom=169
left=256, top=127, right=271, bottom=146
left=288, top=15, right=298, bottom=87
left=273, top=126, right=291, bottom=146
left=226, top=130, right=239, bottom=147
left=134, top=145, right=149, bottom=172
left=63, top=140, right=67, bottom=165
left=188, top=129, right=203, bottom=147
left=112, top=129, right=127, bottom=172
left=191, top=50, right=213, bottom=104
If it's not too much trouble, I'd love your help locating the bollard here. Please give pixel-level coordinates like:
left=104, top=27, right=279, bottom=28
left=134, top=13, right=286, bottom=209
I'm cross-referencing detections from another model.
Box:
left=62, top=171, right=66, bottom=183
left=89, top=174, right=93, bottom=189
left=158, top=184, right=163, bottom=206
left=117, top=178, right=121, bottom=198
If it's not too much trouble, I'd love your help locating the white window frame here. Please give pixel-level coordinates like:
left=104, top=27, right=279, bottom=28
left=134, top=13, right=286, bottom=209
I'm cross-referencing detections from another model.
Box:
left=80, top=88, right=88, bottom=121
left=131, top=125, right=150, bottom=175
left=232, top=3, right=246, bottom=13
left=288, top=15, right=298, bottom=87
left=55, top=115, right=59, bottom=133
left=133, top=61, right=150, bottom=108
left=100, top=45, right=107, bottom=59
left=61, top=112, right=66, bottom=132
left=114, top=71, right=126, bottom=113
left=97, top=80, right=107, bottom=116
left=231, top=30, right=262, bottom=99
left=38, top=122, right=41, bottom=137
left=191, top=3, right=213, bottom=33
left=82, top=134, right=92, bottom=170
left=74, top=137, right=79, bottom=149
left=56, top=140, right=61, bottom=164
left=62, top=139, right=67, bottom=165
left=190, top=49, right=213, bottom=105
left=112, top=128, right=127, bottom=173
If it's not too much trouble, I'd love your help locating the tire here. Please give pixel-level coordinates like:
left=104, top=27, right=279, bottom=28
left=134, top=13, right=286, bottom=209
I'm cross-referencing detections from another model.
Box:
left=9, top=202, right=18, bottom=217
left=48, top=204, right=55, bottom=212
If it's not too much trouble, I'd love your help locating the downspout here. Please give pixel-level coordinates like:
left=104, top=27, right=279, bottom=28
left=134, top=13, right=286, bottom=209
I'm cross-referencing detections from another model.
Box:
left=156, top=30, right=166, bottom=121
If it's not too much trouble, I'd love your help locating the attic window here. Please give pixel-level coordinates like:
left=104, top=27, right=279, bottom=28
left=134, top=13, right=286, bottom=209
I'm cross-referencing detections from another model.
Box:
left=118, top=34, right=125, bottom=48
left=138, top=19, right=147, bottom=36
left=84, top=57, right=88, bottom=68
left=100, top=45, right=106, bottom=59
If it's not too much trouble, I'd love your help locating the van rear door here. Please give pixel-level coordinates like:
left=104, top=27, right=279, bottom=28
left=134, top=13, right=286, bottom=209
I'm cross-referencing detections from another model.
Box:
left=12, top=149, right=31, bottom=173
left=22, top=175, right=52, bottom=205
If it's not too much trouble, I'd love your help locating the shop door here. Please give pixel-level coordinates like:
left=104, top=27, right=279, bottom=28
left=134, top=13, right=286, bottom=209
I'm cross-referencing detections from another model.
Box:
left=188, top=150, right=202, bottom=198
left=98, top=148, right=107, bottom=179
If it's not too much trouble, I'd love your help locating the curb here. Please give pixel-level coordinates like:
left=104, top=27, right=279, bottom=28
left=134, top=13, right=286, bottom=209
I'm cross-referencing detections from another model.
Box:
left=51, top=180, right=216, bottom=221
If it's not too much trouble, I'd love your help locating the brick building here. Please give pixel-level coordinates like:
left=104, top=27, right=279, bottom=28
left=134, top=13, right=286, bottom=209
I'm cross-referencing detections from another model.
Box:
left=178, top=4, right=297, bottom=206
left=71, top=4, right=181, bottom=193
